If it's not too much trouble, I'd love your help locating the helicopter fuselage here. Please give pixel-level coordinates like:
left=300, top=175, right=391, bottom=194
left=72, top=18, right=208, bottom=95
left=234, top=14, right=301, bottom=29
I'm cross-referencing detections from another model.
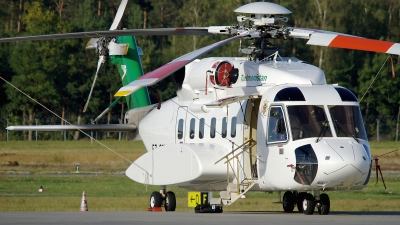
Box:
left=126, top=57, right=372, bottom=194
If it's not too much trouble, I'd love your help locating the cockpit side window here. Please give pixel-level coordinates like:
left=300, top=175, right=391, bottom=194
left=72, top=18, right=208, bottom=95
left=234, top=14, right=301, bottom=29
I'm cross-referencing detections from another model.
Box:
left=267, top=106, right=288, bottom=143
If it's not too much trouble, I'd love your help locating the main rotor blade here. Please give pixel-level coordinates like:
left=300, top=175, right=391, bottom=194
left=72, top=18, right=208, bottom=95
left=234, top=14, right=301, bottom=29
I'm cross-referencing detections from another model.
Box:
left=109, top=0, right=128, bottom=30
left=83, top=55, right=105, bottom=113
left=0, top=27, right=210, bottom=43
left=114, top=35, right=241, bottom=97
left=290, top=28, right=400, bottom=55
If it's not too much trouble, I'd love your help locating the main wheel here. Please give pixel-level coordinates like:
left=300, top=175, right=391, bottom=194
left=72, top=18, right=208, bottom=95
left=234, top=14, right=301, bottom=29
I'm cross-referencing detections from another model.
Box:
left=149, top=191, right=162, bottom=209
left=302, top=193, right=315, bottom=215
left=296, top=192, right=307, bottom=212
left=282, top=191, right=295, bottom=212
left=164, top=191, right=176, bottom=211
left=317, top=193, right=330, bottom=215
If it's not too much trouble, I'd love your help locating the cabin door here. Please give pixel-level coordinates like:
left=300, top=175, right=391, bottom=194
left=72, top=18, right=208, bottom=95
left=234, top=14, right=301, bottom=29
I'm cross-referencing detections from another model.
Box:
left=243, top=99, right=260, bottom=179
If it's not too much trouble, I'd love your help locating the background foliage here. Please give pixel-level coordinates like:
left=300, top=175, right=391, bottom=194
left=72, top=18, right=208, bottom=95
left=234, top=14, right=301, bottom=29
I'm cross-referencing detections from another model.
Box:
left=0, top=0, right=399, bottom=141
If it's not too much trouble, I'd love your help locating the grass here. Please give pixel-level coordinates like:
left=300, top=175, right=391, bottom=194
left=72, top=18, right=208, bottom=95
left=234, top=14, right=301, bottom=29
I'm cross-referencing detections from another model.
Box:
left=0, top=141, right=146, bottom=173
left=0, top=175, right=399, bottom=212
left=0, top=140, right=399, bottom=212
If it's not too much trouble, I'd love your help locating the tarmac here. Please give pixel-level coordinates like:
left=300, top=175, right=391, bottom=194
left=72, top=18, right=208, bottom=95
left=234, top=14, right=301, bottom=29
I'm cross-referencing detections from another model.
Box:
left=1, top=211, right=400, bottom=225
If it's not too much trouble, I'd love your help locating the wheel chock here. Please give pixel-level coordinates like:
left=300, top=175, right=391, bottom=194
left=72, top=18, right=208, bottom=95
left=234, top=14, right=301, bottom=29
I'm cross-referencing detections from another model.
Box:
left=147, top=207, right=163, bottom=212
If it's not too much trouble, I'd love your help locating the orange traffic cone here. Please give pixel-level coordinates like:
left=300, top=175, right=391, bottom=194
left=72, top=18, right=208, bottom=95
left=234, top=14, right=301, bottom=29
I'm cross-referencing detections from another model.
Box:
left=80, top=191, right=88, bottom=212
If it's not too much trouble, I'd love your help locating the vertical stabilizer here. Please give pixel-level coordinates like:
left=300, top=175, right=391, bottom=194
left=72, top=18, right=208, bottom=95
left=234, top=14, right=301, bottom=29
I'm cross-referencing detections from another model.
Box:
left=110, top=36, right=150, bottom=109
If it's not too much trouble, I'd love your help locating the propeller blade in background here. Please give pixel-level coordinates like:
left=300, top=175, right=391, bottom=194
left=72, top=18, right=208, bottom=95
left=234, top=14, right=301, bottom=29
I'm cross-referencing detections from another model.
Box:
left=0, top=27, right=211, bottom=43
left=114, top=35, right=241, bottom=97
left=109, top=0, right=128, bottom=30
left=83, top=55, right=106, bottom=113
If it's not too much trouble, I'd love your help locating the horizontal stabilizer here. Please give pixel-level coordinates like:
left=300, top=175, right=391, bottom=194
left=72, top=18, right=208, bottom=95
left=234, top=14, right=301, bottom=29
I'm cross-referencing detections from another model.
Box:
left=6, top=124, right=136, bottom=132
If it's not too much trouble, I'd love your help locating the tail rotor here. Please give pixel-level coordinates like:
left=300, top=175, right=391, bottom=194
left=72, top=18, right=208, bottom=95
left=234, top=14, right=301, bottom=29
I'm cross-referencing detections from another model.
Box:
left=83, top=0, right=128, bottom=112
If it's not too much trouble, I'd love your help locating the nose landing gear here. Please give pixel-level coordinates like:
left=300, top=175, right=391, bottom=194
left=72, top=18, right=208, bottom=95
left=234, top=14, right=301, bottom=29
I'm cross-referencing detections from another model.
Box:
left=282, top=191, right=330, bottom=215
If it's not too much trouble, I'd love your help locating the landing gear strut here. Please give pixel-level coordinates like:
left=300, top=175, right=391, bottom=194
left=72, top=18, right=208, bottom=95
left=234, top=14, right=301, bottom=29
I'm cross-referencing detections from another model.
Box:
left=148, top=186, right=176, bottom=211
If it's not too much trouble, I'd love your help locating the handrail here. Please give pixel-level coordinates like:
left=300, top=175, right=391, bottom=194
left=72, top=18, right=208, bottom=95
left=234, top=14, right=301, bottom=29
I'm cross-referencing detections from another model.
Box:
left=214, top=138, right=258, bottom=194
left=215, top=138, right=257, bottom=165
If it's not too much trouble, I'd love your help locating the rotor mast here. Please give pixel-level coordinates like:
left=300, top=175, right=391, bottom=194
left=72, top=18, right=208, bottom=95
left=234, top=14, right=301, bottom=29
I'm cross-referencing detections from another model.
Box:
left=209, top=2, right=293, bottom=60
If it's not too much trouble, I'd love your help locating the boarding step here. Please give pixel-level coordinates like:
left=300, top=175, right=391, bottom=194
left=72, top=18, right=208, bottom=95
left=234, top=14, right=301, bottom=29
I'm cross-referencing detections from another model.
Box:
left=211, top=182, right=256, bottom=206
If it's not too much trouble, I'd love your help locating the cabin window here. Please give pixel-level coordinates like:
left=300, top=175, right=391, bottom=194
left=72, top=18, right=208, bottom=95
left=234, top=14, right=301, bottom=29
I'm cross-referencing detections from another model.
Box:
left=267, top=106, right=288, bottom=143
left=177, top=119, right=184, bottom=139
left=231, top=117, right=237, bottom=138
left=274, top=87, right=305, bottom=102
left=210, top=117, right=216, bottom=138
left=199, top=118, right=205, bottom=139
left=334, top=87, right=358, bottom=102
left=222, top=117, right=227, bottom=138
left=190, top=118, right=195, bottom=139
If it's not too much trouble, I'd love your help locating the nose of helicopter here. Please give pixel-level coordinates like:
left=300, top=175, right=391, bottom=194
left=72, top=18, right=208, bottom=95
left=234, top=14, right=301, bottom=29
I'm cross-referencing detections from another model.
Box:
left=313, top=140, right=372, bottom=189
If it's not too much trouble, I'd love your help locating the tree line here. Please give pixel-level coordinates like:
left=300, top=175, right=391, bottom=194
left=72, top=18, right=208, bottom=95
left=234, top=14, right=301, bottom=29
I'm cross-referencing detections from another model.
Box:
left=0, top=0, right=399, bottom=141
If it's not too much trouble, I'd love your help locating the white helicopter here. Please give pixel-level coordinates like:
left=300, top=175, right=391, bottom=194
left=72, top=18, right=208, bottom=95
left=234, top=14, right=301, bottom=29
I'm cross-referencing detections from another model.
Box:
left=3, top=1, right=398, bottom=215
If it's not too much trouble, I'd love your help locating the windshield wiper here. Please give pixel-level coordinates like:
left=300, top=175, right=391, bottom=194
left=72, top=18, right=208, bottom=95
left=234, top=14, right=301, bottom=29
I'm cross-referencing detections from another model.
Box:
left=315, top=120, right=329, bottom=143
left=333, top=119, right=360, bottom=143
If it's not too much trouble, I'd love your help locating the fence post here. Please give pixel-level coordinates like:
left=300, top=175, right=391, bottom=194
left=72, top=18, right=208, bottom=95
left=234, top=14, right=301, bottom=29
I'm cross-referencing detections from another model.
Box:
left=396, top=106, right=400, bottom=142
left=118, top=119, right=121, bottom=141
left=91, top=119, right=93, bottom=144
left=6, top=118, right=9, bottom=141
left=35, top=119, right=38, bottom=141
left=376, top=119, right=380, bottom=142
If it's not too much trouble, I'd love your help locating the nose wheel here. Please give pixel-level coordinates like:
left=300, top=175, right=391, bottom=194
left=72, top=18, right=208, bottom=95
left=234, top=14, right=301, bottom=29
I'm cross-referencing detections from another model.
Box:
left=317, top=193, right=330, bottom=215
left=302, top=193, right=315, bottom=215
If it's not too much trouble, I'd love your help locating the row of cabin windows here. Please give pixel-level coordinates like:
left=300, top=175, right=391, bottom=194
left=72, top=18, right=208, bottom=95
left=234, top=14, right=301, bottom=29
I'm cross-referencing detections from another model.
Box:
left=178, top=117, right=237, bottom=140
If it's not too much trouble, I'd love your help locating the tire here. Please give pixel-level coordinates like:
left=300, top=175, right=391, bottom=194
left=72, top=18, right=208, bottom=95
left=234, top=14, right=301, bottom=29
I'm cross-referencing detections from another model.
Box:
left=317, top=193, right=330, bottom=215
left=302, top=193, right=315, bottom=215
left=296, top=192, right=307, bottom=212
left=165, top=191, right=176, bottom=211
left=149, top=191, right=162, bottom=209
left=282, top=191, right=295, bottom=212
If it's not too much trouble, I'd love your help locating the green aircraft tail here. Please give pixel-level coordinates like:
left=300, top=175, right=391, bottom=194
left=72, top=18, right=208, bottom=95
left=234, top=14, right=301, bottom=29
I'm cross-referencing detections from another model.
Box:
left=110, top=36, right=150, bottom=109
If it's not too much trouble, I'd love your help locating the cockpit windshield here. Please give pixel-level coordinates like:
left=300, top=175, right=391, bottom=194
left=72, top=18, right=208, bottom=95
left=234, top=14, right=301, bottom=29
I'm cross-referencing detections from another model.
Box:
left=329, top=105, right=368, bottom=140
left=287, top=105, right=332, bottom=141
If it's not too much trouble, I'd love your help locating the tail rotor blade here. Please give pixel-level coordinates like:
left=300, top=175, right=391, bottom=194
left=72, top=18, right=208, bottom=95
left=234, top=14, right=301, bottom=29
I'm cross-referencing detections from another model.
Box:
left=109, top=0, right=128, bottom=30
left=83, top=56, right=106, bottom=113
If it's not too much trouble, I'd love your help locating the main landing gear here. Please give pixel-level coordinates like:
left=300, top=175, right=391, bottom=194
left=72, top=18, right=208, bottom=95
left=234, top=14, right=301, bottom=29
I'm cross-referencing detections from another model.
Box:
left=282, top=190, right=330, bottom=215
left=149, top=186, right=176, bottom=211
